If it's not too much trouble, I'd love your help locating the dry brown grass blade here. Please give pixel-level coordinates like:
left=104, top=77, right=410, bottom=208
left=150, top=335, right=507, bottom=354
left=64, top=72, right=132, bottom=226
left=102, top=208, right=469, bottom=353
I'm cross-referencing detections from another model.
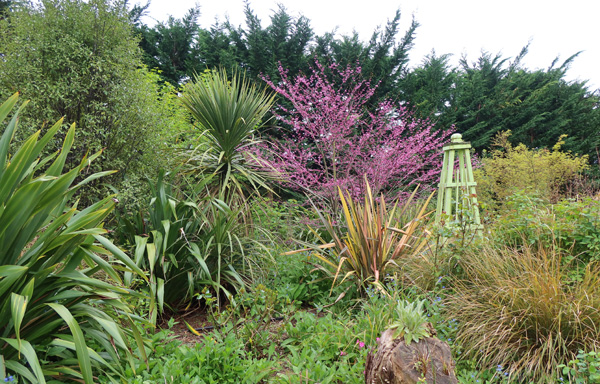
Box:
left=445, top=241, right=600, bottom=382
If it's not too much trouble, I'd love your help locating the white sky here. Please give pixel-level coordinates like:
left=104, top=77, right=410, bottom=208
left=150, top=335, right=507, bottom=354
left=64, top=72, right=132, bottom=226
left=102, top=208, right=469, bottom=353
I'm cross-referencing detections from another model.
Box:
left=143, top=0, right=600, bottom=91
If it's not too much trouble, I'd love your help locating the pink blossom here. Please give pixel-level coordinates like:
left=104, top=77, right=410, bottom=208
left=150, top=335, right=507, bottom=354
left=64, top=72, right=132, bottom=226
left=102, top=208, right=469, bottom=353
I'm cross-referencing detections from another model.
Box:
left=260, top=59, right=453, bottom=207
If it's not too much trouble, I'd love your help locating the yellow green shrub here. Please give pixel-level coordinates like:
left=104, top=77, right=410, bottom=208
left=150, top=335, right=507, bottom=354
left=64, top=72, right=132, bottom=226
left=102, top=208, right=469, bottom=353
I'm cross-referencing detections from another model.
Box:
left=474, top=130, right=588, bottom=210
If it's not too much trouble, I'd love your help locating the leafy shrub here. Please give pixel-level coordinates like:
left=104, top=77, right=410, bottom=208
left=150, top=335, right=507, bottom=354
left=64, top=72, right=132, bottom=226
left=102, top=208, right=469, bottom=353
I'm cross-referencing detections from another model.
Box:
left=0, top=1, right=181, bottom=206
left=308, top=180, right=433, bottom=294
left=491, top=192, right=600, bottom=267
left=0, top=94, right=145, bottom=383
left=475, top=130, right=588, bottom=210
left=445, top=242, right=600, bottom=382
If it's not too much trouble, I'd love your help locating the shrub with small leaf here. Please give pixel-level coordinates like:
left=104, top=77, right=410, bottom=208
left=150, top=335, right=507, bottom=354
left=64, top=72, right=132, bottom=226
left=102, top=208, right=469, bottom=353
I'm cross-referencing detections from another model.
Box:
left=475, top=130, right=588, bottom=210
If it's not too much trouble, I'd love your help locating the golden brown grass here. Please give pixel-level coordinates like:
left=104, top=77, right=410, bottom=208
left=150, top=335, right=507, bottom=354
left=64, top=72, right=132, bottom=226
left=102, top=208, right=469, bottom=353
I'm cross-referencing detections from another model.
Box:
left=444, top=242, right=600, bottom=382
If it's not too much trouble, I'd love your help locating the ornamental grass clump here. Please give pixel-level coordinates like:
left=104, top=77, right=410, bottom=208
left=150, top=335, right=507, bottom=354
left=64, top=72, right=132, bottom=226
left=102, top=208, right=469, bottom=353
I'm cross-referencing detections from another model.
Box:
left=445, top=242, right=600, bottom=382
left=305, top=179, right=433, bottom=294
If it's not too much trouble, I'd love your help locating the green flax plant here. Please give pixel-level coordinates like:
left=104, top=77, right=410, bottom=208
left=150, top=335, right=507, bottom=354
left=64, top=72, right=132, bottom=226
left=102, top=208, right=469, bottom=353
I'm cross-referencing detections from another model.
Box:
left=0, top=94, right=146, bottom=383
left=119, top=172, right=210, bottom=323
left=179, top=68, right=277, bottom=204
left=307, top=179, right=433, bottom=295
left=119, top=172, right=271, bottom=319
left=445, top=241, right=600, bottom=382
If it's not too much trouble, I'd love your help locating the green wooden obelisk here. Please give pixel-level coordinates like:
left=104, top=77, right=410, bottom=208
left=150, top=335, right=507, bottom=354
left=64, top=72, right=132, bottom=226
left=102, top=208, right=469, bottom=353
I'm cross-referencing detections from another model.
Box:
left=435, top=133, right=483, bottom=236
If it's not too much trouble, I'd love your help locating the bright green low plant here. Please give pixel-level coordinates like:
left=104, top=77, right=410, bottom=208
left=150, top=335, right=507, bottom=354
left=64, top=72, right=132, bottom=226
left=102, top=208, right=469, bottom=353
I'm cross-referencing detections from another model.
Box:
left=559, top=350, right=600, bottom=384
left=389, top=300, right=431, bottom=345
left=100, top=323, right=275, bottom=384
left=306, top=179, right=433, bottom=294
left=0, top=94, right=146, bottom=383
left=491, top=192, right=600, bottom=268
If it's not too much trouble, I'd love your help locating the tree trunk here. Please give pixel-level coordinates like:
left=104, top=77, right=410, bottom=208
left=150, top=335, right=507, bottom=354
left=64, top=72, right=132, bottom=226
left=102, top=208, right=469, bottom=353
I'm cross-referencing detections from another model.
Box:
left=365, top=326, right=458, bottom=384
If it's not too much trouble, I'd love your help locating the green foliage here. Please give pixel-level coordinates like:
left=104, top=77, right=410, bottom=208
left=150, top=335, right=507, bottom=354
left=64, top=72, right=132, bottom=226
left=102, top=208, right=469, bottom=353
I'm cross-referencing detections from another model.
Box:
left=445, top=242, right=600, bottom=382
left=100, top=324, right=274, bottom=384
left=453, top=48, right=599, bottom=158
left=491, top=193, right=600, bottom=269
left=475, top=130, right=588, bottom=210
left=227, top=3, right=314, bottom=82
left=197, top=283, right=290, bottom=359
left=0, top=0, right=177, bottom=205
left=277, top=311, right=367, bottom=384
left=559, top=350, right=600, bottom=384
left=311, top=9, right=418, bottom=103
left=118, top=172, right=210, bottom=321
left=400, top=51, right=457, bottom=127
left=137, top=6, right=201, bottom=84
left=178, top=68, right=277, bottom=201
left=269, top=251, right=336, bottom=307
left=389, top=300, right=431, bottom=345
left=308, top=180, right=433, bottom=294
left=0, top=94, right=146, bottom=383
left=117, top=172, right=273, bottom=318
left=0, top=0, right=9, bottom=15
left=251, top=197, right=320, bottom=245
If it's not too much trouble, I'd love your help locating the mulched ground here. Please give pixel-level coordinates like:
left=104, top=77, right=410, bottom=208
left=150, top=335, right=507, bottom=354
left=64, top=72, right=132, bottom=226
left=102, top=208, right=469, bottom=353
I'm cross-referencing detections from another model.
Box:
left=157, top=305, right=325, bottom=345
left=158, top=307, right=211, bottom=344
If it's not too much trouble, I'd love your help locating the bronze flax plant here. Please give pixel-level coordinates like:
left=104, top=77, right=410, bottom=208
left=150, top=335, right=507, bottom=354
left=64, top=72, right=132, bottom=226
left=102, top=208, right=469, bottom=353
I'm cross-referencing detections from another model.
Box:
left=304, top=179, right=433, bottom=295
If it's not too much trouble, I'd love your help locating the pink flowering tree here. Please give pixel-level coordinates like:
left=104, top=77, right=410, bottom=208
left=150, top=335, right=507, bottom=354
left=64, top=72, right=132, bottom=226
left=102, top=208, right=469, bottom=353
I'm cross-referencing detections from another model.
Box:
left=262, top=60, right=453, bottom=205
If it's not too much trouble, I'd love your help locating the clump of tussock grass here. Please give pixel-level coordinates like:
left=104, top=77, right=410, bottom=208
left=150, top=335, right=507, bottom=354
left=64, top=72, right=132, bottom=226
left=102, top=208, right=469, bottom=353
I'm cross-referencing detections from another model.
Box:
left=444, top=242, right=600, bottom=382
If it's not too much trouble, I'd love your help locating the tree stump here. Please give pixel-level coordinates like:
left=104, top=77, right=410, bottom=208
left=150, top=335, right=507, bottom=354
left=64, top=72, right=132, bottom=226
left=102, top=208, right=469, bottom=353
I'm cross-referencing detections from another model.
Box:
left=365, top=326, right=458, bottom=384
